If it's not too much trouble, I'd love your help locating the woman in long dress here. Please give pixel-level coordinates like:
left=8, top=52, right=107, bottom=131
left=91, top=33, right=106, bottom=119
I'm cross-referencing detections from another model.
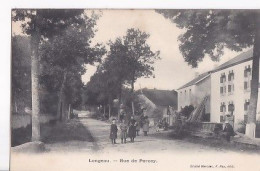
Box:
left=128, top=116, right=136, bottom=142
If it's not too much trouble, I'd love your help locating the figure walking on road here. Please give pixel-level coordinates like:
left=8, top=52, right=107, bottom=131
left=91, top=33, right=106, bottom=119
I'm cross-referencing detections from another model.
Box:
left=120, top=119, right=127, bottom=144
left=143, top=116, right=150, bottom=136
left=128, top=116, right=136, bottom=142
left=110, top=119, right=118, bottom=144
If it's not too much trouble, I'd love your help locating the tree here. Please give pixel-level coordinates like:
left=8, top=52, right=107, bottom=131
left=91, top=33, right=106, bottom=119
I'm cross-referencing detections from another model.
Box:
left=103, top=38, right=131, bottom=117
left=157, top=9, right=260, bottom=138
left=101, top=30, right=160, bottom=117
left=39, top=25, right=105, bottom=121
left=12, top=9, right=94, bottom=141
left=180, top=105, right=195, bottom=118
left=123, top=28, right=160, bottom=92
left=11, top=36, right=31, bottom=114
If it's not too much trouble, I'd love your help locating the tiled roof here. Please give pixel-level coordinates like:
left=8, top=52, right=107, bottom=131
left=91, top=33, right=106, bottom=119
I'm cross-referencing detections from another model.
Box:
left=213, top=49, right=253, bottom=72
left=177, top=71, right=211, bottom=90
left=178, top=49, right=253, bottom=90
left=139, top=89, right=177, bottom=107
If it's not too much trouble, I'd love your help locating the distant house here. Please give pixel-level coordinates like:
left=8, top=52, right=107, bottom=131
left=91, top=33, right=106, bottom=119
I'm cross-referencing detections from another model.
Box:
left=137, top=88, right=177, bottom=126
left=177, top=71, right=211, bottom=121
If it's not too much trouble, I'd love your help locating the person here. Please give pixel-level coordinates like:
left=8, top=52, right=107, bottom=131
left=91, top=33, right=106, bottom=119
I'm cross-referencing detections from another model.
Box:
left=222, top=121, right=235, bottom=142
left=143, top=116, right=150, bottom=136
left=135, top=119, right=141, bottom=136
left=110, top=119, right=118, bottom=144
left=120, top=119, right=127, bottom=144
left=128, top=116, right=136, bottom=142
left=162, top=118, right=169, bottom=131
left=155, top=120, right=160, bottom=132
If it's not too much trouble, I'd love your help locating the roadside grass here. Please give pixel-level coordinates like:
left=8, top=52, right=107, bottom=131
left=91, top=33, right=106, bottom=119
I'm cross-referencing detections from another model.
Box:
left=41, top=119, right=95, bottom=144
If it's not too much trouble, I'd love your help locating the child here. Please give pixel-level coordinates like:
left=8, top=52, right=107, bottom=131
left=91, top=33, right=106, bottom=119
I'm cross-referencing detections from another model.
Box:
left=110, top=119, right=118, bottom=144
left=120, top=119, right=127, bottom=144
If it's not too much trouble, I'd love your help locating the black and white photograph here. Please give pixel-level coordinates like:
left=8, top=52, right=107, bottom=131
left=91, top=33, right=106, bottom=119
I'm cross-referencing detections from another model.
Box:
left=9, top=8, right=260, bottom=171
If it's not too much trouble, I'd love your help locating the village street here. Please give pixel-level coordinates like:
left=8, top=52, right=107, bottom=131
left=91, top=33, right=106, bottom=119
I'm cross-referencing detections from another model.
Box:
left=80, top=116, right=223, bottom=154
left=11, top=111, right=260, bottom=171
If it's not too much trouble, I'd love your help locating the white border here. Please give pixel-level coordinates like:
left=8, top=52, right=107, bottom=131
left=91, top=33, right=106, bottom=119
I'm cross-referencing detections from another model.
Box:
left=10, top=0, right=260, bottom=9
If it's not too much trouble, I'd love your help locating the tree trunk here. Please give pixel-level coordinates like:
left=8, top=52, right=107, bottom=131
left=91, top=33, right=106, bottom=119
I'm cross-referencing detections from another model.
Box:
left=57, top=71, right=68, bottom=121
left=103, top=104, right=106, bottom=118
left=31, top=13, right=41, bottom=141
left=108, top=104, right=111, bottom=119
left=246, top=12, right=260, bottom=138
left=14, top=101, right=18, bottom=113
left=132, top=101, right=135, bottom=116
left=131, top=79, right=135, bottom=93
left=118, top=82, right=123, bottom=119
left=68, top=104, right=71, bottom=119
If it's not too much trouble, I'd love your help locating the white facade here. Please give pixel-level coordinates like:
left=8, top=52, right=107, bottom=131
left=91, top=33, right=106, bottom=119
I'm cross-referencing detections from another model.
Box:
left=177, top=74, right=211, bottom=114
left=177, top=85, right=196, bottom=111
left=211, top=60, right=260, bottom=130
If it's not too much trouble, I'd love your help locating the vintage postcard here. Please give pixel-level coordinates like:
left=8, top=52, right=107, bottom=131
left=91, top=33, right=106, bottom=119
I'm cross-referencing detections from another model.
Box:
left=10, top=9, right=260, bottom=171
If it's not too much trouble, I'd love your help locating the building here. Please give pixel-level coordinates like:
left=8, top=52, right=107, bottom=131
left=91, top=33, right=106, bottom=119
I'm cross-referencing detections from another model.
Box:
left=210, top=49, right=260, bottom=130
left=137, top=89, right=177, bottom=126
left=177, top=71, right=211, bottom=120
left=178, top=49, right=260, bottom=133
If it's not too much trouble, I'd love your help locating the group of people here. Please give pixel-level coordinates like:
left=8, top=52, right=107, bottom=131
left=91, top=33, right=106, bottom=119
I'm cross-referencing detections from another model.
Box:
left=110, top=116, right=150, bottom=144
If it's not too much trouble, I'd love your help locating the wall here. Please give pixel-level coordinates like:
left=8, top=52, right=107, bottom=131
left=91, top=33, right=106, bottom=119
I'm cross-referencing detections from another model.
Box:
left=177, top=85, right=195, bottom=111
left=11, top=113, right=56, bottom=129
left=177, top=75, right=211, bottom=113
left=211, top=59, right=260, bottom=130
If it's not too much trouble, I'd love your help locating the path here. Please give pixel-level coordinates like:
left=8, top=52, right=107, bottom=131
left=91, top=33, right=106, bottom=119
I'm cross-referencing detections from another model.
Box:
left=80, top=117, right=231, bottom=154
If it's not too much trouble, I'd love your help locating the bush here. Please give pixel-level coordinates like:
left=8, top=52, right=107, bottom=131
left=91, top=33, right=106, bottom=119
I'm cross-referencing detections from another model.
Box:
left=237, top=120, right=246, bottom=134
left=180, top=105, right=194, bottom=118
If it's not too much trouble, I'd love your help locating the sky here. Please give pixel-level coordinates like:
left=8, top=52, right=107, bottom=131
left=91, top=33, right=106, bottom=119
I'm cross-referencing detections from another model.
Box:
left=12, top=9, right=246, bottom=90
left=81, top=10, right=244, bottom=90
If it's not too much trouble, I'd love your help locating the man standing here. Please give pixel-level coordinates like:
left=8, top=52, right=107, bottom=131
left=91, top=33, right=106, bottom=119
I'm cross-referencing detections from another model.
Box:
left=222, top=121, right=235, bottom=142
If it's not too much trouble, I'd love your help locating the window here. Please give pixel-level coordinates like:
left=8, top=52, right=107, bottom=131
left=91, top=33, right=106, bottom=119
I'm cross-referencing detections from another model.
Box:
left=244, top=80, right=251, bottom=91
left=220, top=102, right=226, bottom=112
left=228, top=71, right=234, bottom=81
left=228, top=102, right=234, bottom=114
left=244, top=81, right=248, bottom=90
left=244, top=65, right=251, bottom=78
left=244, top=115, right=248, bottom=123
left=228, top=84, right=234, bottom=94
left=220, top=86, right=226, bottom=95
left=244, top=100, right=250, bottom=111
left=220, top=73, right=226, bottom=83
left=228, top=85, right=231, bottom=92
left=220, top=115, right=225, bottom=122
left=220, top=87, right=223, bottom=94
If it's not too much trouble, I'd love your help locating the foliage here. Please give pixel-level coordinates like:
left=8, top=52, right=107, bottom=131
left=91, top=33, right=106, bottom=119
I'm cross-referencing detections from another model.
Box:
left=12, top=9, right=106, bottom=115
left=39, top=23, right=106, bottom=109
left=12, top=9, right=92, bottom=39
left=11, top=36, right=31, bottom=113
left=180, top=105, right=195, bottom=118
left=84, top=69, right=118, bottom=106
left=84, top=28, right=160, bottom=115
left=123, top=28, right=160, bottom=91
left=157, top=9, right=257, bottom=67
